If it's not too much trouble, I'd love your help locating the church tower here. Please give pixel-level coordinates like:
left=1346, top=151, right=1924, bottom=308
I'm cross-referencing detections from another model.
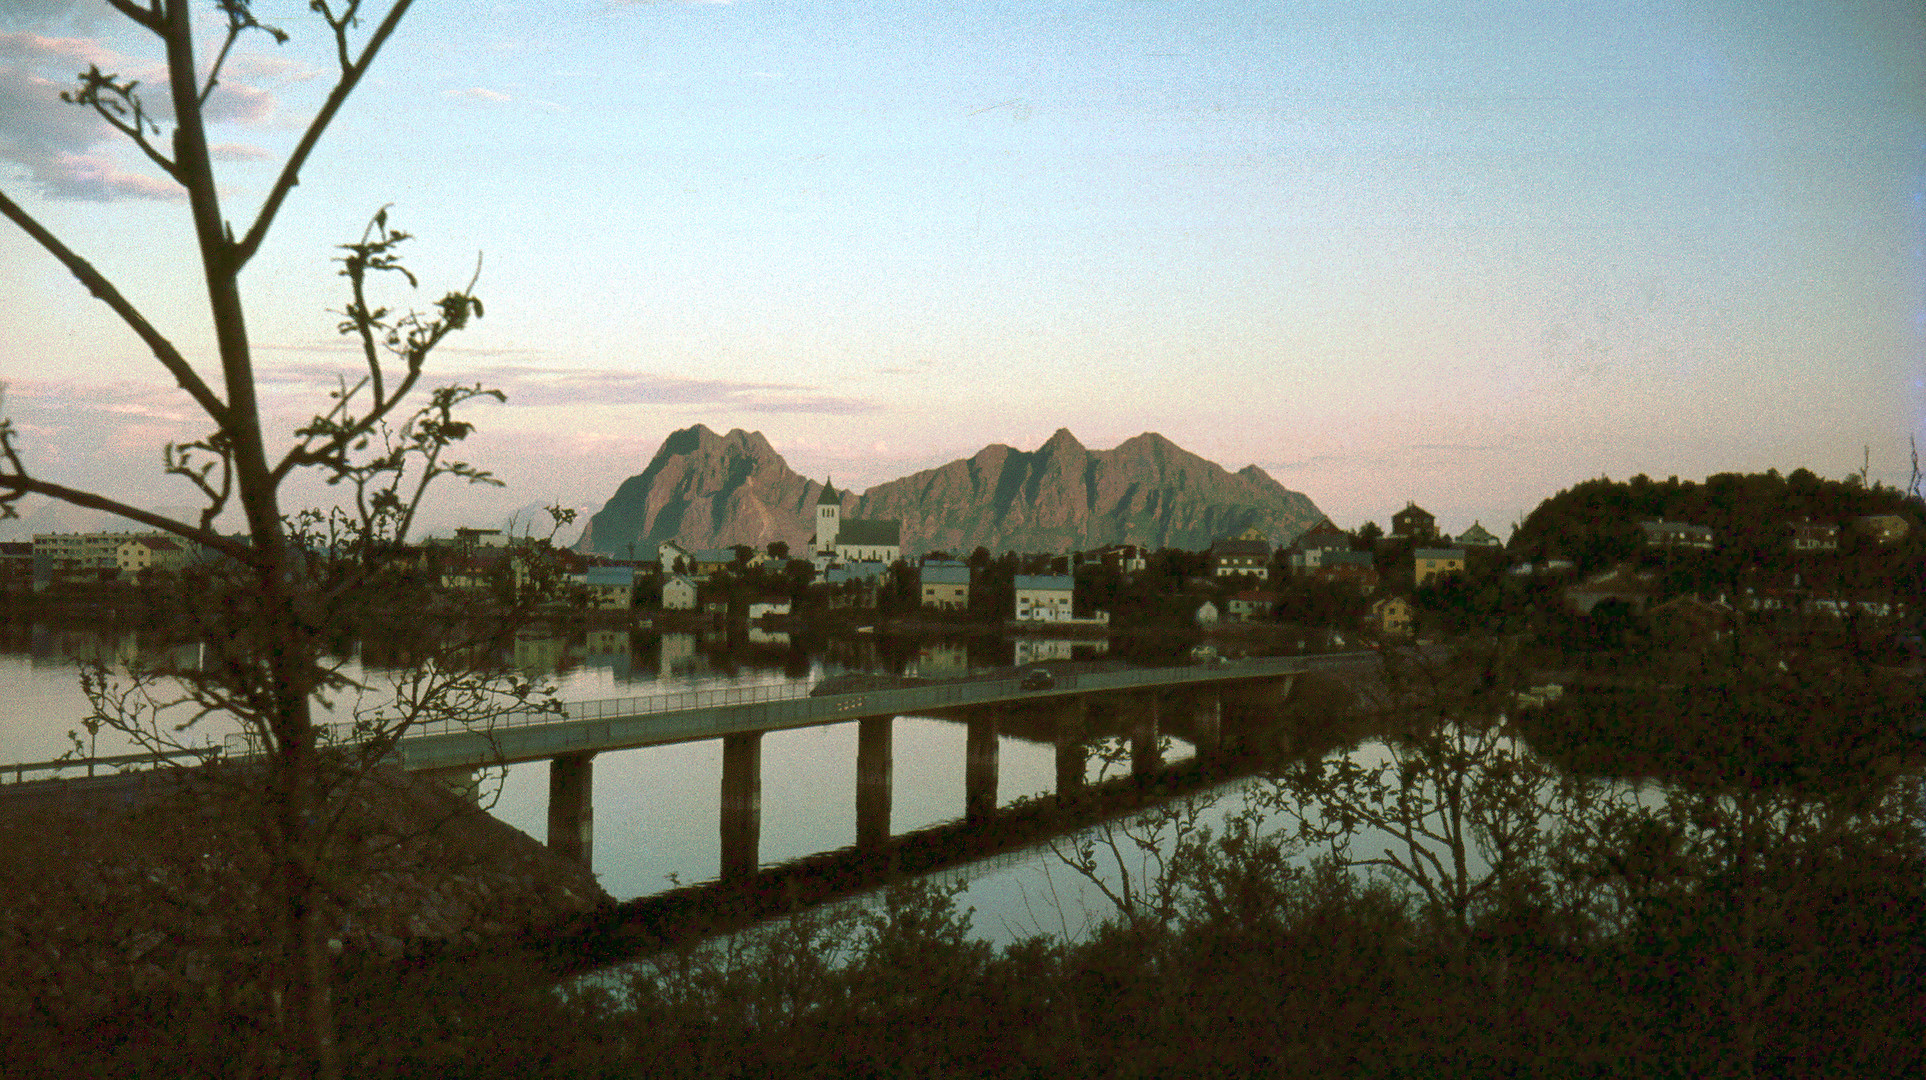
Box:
left=814, top=479, right=841, bottom=555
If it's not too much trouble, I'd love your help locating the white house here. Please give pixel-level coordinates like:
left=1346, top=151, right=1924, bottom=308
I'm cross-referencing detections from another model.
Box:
left=1014, top=574, right=1074, bottom=622
left=661, top=573, right=698, bottom=610
left=657, top=541, right=693, bottom=575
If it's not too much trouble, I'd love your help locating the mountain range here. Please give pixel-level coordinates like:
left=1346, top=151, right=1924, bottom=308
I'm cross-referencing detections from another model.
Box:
left=576, top=425, right=1325, bottom=558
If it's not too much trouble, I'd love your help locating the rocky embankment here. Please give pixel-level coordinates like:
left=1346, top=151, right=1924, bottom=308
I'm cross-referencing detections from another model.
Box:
left=0, top=763, right=608, bottom=1023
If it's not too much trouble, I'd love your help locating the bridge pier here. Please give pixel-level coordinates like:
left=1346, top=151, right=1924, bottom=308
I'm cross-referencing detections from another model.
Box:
left=546, top=752, right=595, bottom=867
left=965, top=713, right=998, bottom=824
left=721, top=732, right=762, bottom=879
left=856, top=715, right=892, bottom=850
left=1192, top=693, right=1222, bottom=754
left=1055, top=697, right=1087, bottom=799
left=1132, top=693, right=1161, bottom=777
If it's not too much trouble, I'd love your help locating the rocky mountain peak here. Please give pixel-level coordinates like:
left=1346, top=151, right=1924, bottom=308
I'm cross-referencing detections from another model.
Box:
left=579, top=427, right=1325, bottom=558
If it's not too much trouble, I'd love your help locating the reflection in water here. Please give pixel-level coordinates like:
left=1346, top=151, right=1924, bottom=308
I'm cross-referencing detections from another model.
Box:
left=0, top=622, right=1174, bottom=913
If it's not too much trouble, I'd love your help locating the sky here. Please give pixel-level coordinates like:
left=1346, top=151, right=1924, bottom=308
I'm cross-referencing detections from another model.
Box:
left=1, top=0, right=1921, bottom=544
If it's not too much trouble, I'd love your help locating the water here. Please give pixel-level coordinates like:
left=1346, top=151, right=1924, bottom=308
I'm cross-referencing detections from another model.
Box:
left=0, top=623, right=1189, bottom=909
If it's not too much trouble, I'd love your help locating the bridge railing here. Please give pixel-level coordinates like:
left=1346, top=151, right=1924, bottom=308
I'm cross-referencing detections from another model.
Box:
left=0, top=747, right=222, bottom=785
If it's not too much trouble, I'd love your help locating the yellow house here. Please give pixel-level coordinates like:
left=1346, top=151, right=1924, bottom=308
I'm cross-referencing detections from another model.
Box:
left=1371, top=595, right=1414, bottom=637
left=1413, top=547, right=1465, bottom=586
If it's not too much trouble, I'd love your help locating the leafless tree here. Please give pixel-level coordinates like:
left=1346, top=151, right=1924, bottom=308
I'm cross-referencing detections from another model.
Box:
left=0, top=3, right=539, bottom=1076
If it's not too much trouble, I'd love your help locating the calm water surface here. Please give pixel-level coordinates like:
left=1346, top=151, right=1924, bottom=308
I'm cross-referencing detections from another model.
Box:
left=0, top=625, right=1205, bottom=923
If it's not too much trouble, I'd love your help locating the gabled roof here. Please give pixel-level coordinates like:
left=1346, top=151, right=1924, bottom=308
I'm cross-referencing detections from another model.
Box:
left=1414, top=547, right=1464, bottom=560
left=584, top=566, right=633, bottom=587
left=838, top=518, right=900, bottom=546
left=1456, top=521, right=1501, bottom=546
left=1211, top=538, right=1271, bottom=557
left=1320, top=550, right=1375, bottom=567
left=920, top=563, right=971, bottom=585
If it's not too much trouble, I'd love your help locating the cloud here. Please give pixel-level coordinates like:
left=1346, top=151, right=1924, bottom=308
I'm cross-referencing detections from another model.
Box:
left=446, top=87, right=511, bottom=103
left=0, top=66, right=181, bottom=198
left=465, top=366, right=882, bottom=414
left=238, top=357, right=881, bottom=415
left=207, top=141, right=272, bottom=161
left=0, top=29, right=282, bottom=200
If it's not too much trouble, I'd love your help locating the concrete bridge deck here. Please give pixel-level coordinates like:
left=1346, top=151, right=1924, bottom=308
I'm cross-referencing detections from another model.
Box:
left=386, top=651, right=1364, bottom=773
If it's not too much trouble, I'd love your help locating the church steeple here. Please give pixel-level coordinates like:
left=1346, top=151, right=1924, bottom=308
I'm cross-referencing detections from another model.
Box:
left=814, top=478, right=841, bottom=554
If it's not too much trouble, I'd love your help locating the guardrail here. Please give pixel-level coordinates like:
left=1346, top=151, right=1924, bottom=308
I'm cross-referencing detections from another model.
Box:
left=183, top=653, right=1376, bottom=770
left=0, top=747, right=221, bottom=785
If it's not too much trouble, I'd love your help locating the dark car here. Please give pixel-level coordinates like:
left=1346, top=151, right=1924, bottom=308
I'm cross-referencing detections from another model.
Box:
left=1019, top=668, right=1054, bottom=691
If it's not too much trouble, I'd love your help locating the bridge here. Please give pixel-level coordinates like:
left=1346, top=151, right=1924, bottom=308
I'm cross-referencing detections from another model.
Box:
left=3, top=651, right=1374, bottom=878
left=391, top=651, right=1365, bottom=876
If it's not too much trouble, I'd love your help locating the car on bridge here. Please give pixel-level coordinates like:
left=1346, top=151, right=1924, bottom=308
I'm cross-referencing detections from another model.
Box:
left=1019, top=668, right=1054, bottom=691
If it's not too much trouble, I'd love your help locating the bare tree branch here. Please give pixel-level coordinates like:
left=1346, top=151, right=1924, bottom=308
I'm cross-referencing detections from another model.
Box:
left=0, top=190, right=227, bottom=423
left=102, top=0, right=164, bottom=33
left=233, top=0, right=416, bottom=269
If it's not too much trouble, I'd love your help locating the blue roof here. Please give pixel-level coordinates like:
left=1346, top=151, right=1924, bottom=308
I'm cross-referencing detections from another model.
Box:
left=585, top=567, right=633, bottom=586
left=1014, top=574, right=1074, bottom=590
left=921, top=564, right=971, bottom=585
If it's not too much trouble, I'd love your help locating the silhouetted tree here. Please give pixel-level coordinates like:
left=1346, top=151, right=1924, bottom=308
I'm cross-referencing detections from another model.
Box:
left=0, top=4, right=536, bottom=1075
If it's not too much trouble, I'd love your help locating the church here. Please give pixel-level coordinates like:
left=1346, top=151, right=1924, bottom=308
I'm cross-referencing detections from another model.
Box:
left=811, top=481, right=902, bottom=564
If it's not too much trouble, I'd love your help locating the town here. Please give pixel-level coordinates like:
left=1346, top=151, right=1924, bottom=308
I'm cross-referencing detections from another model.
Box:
left=11, top=470, right=1917, bottom=659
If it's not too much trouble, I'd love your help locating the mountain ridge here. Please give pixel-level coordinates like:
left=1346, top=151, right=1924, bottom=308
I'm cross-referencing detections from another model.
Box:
left=578, top=426, right=1324, bottom=557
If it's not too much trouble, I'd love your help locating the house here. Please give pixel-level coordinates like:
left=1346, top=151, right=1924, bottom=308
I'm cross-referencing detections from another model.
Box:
left=453, top=526, right=506, bottom=549
left=661, top=574, right=699, bottom=610
left=656, top=540, right=693, bottom=575
left=1313, top=550, right=1380, bottom=592
left=1014, top=574, right=1075, bottom=621
left=1287, top=519, right=1354, bottom=575
left=1226, top=589, right=1279, bottom=622
left=1639, top=520, right=1714, bottom=550
left=1390, top=503, right=1437, bottom=541
left=1210, top=527, right=1273, bottom=580
left=690, top=549, right=738, bottom=577
left=1852, top=514, right=1911, bottom=544
left=1455, top=521, right=1502, bottom=548
left=1785, top=519, right=1839, bottom=553
left=1565, top=565, right=1658, bottom=615
left=823, top=562, right=890, bottom=609
left=582, top=566, right=635, bottom=610
left=811, top=481, right=903, bottom=564
left=0, top=541, right=31, bottom=591
left=1096, top=544, right=1148, bottom=575
left=1413, top=547, right=1465, bottom=586
left=919, top=562, right=971, bottom=610
left=117, top=536, right=187, bottom=577
left=34, top=532, right=157, bottom=583
left=1508, top=558, right=1575, bottom=577
left=746, top=599, right=791, bottom=622
left=438, top=552, right=499, bottom=592
left=1294, top=519, right=1353, bottom=554
left=1371, top=595, right=1414, bottom=637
